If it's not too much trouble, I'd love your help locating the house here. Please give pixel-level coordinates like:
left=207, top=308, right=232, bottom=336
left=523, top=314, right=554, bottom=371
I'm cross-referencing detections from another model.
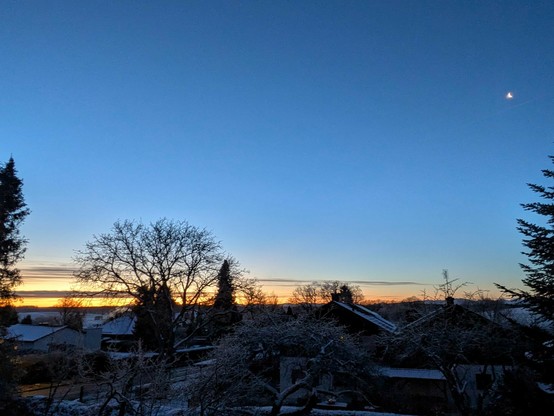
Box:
left=377, top=364, right=509, bottom=414
left=101, top=314, right=136, bottom=351
left=316, top=299, right=397, bottom=351
left=396, top=296, right=530, bottom=364
left=6, top=324, right=101, bottom=352
left=277, top=302, right=397, bottom=408
left=375, top=297, right=529, bottom=414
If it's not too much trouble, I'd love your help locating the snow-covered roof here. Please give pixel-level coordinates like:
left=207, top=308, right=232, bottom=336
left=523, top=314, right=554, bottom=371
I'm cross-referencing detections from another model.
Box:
left=82, top=313, right=109, bottom=329
left=175, top=345, right=214, bottom=354
left=107, top=351, right=158, bottom=360
left=379, top=366, right=445, bottom=380
left=102, top=315, right=135, bottom=335
left=538, top=382, right=554, bottom=394
left=403, top=301, right=514, bottom=331
left=333, top=301, right=397, bottom=333
left=402, top=305, right=445, bottom=329
left=6, top=324, right=69, bottom=342
left=499, top=307, right=554, bottom=333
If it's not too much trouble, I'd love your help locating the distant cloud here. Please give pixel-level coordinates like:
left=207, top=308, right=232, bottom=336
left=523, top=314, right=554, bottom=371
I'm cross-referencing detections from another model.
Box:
left=258, top=278, right=428, bottom=286
left=258, top=278, right=317, bottom=284
left=15, top=290, right=73, bottom=298
left=21, top=265, right=77, bottom=276
left=349, top=280, right=429, bottom=286
left=17, top=266, right=430, bottom=299
left=15, top=290, right=127, bottom=299
left=19, top=265, right=77, bottom=286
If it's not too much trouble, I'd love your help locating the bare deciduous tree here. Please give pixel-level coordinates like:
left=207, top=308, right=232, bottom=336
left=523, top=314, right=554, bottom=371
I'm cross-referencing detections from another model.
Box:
left=74, top=218, right=226, bottom=354
left=84, top=348, right=175, bottom=416
left=55, top=296, right=85, bottom=330
left=289, top=280, right=365, bottom=313
left=433, top=269, right=470, bottom=301
left=318, top=280, right=364, bottom=304
left=288, top=283, right=320, bottom=313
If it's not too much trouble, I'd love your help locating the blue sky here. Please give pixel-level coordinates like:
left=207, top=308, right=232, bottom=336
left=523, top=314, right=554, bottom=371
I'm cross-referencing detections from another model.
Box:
left=2, top=1, right=554, bottom=304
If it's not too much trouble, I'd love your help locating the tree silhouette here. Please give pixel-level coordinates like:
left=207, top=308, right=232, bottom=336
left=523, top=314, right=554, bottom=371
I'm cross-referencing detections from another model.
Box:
left=0, top=157, right=30, bottom=302
left=496, top=156, right=554, bottom=321
left=211, top=259, right=241, bottom=339
left=74, top=218, right=224, bottom=355
left=133, top=283, right=174, bottom=352
left=338, top=284, right=354, bottom=303
left=0, top=156, right=29, bottom=408
left=496, top=154, right=554, bottom=388
left=213, top=259, right=233, bottom=310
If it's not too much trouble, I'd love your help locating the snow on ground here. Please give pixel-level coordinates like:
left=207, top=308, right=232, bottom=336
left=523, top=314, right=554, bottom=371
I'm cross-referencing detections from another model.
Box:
left=270, top=407, right=416, bottom=416
left=23, top=396, right=417, bottom=416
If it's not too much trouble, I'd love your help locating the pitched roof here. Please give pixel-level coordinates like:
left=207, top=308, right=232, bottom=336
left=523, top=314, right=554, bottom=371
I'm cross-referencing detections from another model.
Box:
left=6, top=324, right=69, bottom=342
left=379, top=366, right=445, bottom=380
left=332, top=301, right=397, bottom=333
left=102, top=315, right=136, bottom=335
left=402, top=301, right=495, bottom=331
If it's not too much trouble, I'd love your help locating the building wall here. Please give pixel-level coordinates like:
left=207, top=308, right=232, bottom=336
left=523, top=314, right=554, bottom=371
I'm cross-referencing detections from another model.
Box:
left=19, top=328, right=83, bottom=352
left=83, top=327, right=102, bottom=351
left=456, top=364, right=508, bottom=409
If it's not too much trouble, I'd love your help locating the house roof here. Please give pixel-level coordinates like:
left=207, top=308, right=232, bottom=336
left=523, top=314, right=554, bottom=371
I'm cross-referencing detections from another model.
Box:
left=332, top=301, right=397, bottom=333
left=402, top=301, right=496, bottom=331
left=6, top=324, right=69, bottom=342
left=102, top=315, right=136, bottom=335
left=498, top=307, right=554, bottom=333
left=379, top=366, right=445, bottom=380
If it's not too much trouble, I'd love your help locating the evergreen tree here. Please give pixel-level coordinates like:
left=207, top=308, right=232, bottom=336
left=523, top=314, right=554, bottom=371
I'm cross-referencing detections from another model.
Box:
left=214, top=259, right=233, bottom=310
left=0, top=157, right=30, bottom=301
left=0, top=329, right=18, bottom=406
left=133, top=283, right=175, bottom=352
left=0, top=157, right=29, bottom=407
left=154, top=282, right=174, bottom=351
left=211, top=259, right=241, bottom=339
left=496, top=155, right=554, bottom=389
left=496, top=155, right=554, bottom=322
left=339, top=284, right=354, bottom=304
left=133, top=285, right=157, bottom=350
left=0, top=304, right=18, bottom=327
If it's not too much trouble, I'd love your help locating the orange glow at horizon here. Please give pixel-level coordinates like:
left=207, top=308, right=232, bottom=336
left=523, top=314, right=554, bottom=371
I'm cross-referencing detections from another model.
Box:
left=17, top=265, right=460, bottom=308
left=16, top=296, right=134, bottom=308
left=16, top=287, right=422, bottom=308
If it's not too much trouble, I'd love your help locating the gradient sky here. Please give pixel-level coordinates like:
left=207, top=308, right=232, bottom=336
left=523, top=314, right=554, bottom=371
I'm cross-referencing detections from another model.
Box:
left=2, top=1, right=554, bottom=306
